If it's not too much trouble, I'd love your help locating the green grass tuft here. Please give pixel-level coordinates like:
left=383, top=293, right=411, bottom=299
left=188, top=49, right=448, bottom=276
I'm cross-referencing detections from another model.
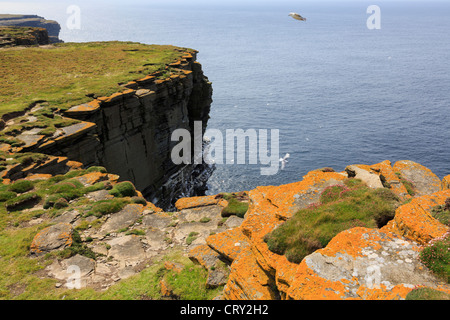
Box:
left=8, top=180, right=34, bottom=193
left=406, top=287, right=450, bottom=300
left=220, top=192, right=249, bottom=218
left=109, top=181, right=137, bottom=198
left=264, top=179, right=400, bottom=263
left=419, top=232, right=450, bottom=283
left=86, top=199, right=129, bottom=218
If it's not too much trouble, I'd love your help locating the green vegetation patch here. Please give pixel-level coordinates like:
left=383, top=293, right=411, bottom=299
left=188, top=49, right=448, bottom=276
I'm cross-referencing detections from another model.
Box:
left=85, top=198, right=129, bottom=218
left=0, top=26, right=41, bottom=39
left=430, top=198, right=450, bottom=226
left=219, top=192, right=249, bottom=218
left=5, top=192, right=41, bottom=212
left=406, top=287, right=450, bottom=300
left=0, top=41, right=190, bottom=117
left=395, top=172, right=416, bottom=196
left=109, top=181, right=137, bottom=198
left=419, top=232, right=450, bottom=283
left=264, top=178, right=401, bottom=263
left=8, top=179, right=34, bottom=193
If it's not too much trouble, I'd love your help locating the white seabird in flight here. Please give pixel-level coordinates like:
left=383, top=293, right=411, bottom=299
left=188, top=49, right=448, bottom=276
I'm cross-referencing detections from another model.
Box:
left=289, top=12, right=306, bottom=21
left=279, top=153, right=290, bottom=170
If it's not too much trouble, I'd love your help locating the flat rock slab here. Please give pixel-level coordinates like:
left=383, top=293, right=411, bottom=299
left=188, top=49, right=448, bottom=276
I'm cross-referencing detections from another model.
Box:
left=175, top=195, right=219, bottom=210
left=30, top=223, right=73, bottom=255
left=346, top=165, right=384, bottom=189
left=224, top=216, right=244, bottom=229
left=142, top=213, right=172, bottom=229
left=107, top=235, right=147, bottom=267
left=16, top=133, right=45, bottom=148
left=99, top=204, right=142, bottom=235
left=52, top=210, right=80, bottom=224
left=145, top=228, right=169, bottom=252
left=172, top=222, right=217, bottom=245
left=287, top=227, right=444, bottom=300
left=393, top=160, right=441, bottom=196
left=47, top=254, right=96, bottom=289
left=178, top=205, right=223, bottom=224
left=86, top=190, right=113, bottom=202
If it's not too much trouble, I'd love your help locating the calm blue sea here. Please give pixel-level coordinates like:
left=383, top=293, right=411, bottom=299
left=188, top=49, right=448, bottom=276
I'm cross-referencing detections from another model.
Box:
left=3, top=0, right=450, bottom=194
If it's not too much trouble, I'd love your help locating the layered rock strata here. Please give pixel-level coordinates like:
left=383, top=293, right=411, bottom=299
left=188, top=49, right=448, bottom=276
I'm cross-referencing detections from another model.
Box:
left=8, top=51, right=213, bottom=210
left=0, top=14, right=62, bottom=43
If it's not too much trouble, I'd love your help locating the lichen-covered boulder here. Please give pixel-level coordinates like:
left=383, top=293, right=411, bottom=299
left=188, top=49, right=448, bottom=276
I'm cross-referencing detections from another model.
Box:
left=286, top=227, right=444, bottom=300
left=384, top=189, right=450, bottom=245
left=345, top=165, right=384, bottom=189
left=175, top=195, right=219, bottom=210
left=393, top=160, right=441, bottom=196
left=441, top=175, right=450, bottom=191
left=30, top=223, right=73, bottom=255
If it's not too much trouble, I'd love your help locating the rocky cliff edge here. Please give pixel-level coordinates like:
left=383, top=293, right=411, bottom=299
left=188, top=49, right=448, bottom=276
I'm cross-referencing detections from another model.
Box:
left=0, top=152, right=448, bottom=299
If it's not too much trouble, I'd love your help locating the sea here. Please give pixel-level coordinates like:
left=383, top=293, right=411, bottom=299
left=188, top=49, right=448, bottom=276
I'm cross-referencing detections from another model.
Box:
left=2, top=0, right=450, bottom=195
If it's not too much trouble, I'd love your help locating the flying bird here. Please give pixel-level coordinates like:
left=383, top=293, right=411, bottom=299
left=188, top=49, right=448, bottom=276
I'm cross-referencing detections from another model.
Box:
left=289, top=12, right=306, bottom=21
left=279, top=153, right=290, bottom=170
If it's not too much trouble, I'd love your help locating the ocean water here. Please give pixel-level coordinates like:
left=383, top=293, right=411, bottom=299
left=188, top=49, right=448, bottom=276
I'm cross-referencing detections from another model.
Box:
left=3, top=0, right=450, bottom=195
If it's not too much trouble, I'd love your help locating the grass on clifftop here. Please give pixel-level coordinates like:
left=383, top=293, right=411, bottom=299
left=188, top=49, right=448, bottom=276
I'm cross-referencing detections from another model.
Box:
left=0, top=41, right=190, bottom=117
left=264, top=178, right=401, bottom=263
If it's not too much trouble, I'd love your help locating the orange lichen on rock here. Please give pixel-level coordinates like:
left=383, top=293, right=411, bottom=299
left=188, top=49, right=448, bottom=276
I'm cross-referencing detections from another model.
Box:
left=286, top=259, right=348, bottom=300
left=285, top=227, right=439, bottom=300
left=66, top=160, right=83, bottom=170
left=441, top=175, right=450, bottom=191
left=369, top=160, right=411, bottom=201
left=206, top=227, right=249, bottom=262
left=223, top=247, right=278, bottom=300
left=393, top=160, right=441, bottom=196
left=174, top=195, right=219, bottom=210
left=189, top=244, right=219, bottom=269
left=25, top=173, right=52, bottom=181
left=387, top=189, right=450, bottom=244
left=215, top=171, right=349, bottom=299
left=65, top=99, right=101, bottom=114
left=30, top=223, right=73, bottom=255
left=75, top=171, right=109, bottom=186
left=355, top=284, right=412, bottom=300
left=164, top=261, right=184, bottom=273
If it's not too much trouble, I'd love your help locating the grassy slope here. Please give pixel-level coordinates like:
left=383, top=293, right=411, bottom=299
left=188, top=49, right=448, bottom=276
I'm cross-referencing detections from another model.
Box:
left=0, top=41, right=189, bottom=117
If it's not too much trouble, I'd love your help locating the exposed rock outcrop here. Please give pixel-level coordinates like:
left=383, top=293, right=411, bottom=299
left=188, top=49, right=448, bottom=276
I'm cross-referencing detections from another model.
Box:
left=2, top=49, right=213, bottom=210
left=30, top=223, right=74, bottom=255
left=193, top=160, right=450, bottom=300
left=1, top=148, right=448, bottom=299
left=0, top=26, right=49, bottom=47
left=0, top=14, right=62, bottom=43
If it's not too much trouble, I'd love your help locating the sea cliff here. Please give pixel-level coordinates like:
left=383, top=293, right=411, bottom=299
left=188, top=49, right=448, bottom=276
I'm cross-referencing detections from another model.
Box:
left=0, top=41, right=213, bottom=210
left=0, top=14, right=62, bottom=43
left=0, top=40, right=449, bottom=301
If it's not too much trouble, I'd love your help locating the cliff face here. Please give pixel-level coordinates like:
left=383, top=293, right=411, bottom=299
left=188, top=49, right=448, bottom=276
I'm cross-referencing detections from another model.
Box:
left=0, top=14, right=62, bottom=43
left=28, top=52, right=213, bottom=210
left=0, top=26, right=49, bottom=47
